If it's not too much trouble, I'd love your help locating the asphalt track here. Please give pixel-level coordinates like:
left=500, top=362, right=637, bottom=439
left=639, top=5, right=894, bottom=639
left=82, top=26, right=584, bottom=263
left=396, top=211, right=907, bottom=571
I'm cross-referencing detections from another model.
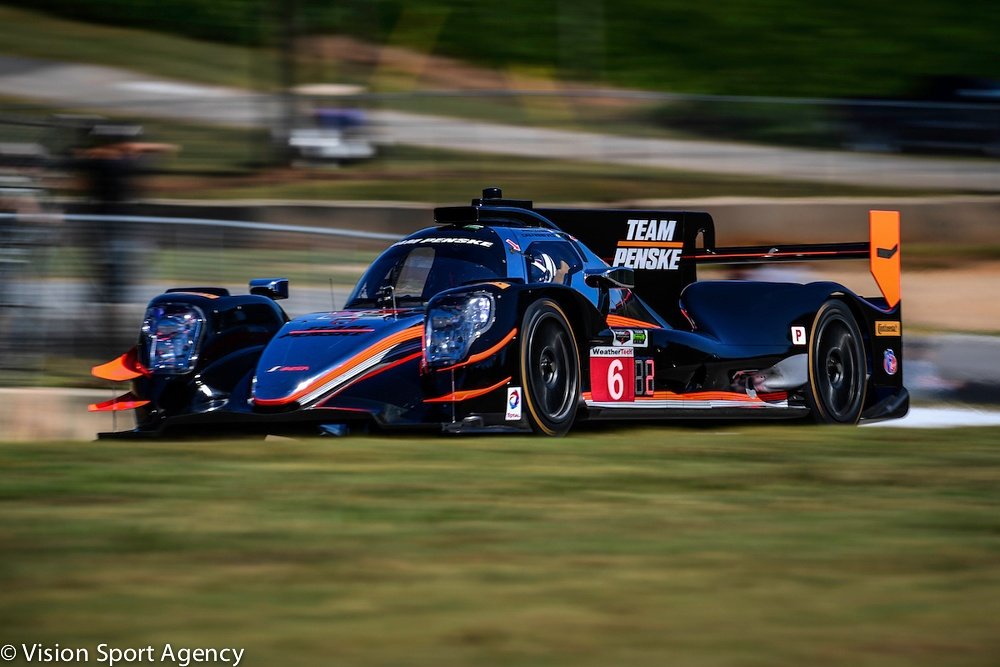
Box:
left=865, top=406, right=1000, bottom=428
left=1, top=385, right=998, bottom=442
left=1, top=55, right=998, bottom=191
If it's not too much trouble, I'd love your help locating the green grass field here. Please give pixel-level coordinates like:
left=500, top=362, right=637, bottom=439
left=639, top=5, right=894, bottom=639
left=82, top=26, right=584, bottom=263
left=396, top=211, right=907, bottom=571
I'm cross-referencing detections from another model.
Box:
left=2, top=426, right=999, bottom=666
left=18, top=1, right=1000, bottom=97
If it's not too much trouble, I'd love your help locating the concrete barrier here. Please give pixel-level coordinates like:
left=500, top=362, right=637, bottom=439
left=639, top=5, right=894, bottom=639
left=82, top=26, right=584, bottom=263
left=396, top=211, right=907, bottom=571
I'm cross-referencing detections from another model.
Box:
left=0, top=388, right=115, bottom=441
left=70, top=195, right=999, bottom=245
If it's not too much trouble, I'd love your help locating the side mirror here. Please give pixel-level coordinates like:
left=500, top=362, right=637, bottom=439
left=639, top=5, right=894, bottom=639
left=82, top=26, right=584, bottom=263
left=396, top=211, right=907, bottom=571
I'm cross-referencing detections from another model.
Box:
left=249, top=278, right=289, bottom=301
left=584, top=267, right=635, bottom=290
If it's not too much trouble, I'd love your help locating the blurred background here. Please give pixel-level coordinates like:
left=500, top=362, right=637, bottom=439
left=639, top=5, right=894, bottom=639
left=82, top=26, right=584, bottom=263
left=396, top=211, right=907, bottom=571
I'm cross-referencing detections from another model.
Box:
left=0, top=0, right=998, bottom=428
left=2, top=6, right=1000, bottom=666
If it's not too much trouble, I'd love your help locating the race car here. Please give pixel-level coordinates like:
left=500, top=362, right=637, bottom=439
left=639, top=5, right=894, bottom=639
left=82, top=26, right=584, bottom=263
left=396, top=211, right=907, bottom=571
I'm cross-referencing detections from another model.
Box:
left=90, top=188, right=907, bottom=437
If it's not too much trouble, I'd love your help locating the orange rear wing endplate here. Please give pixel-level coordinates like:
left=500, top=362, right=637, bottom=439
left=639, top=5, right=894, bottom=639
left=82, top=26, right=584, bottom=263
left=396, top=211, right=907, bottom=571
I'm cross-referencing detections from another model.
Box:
left=680, top=210, right=901, bottom=307
left=869, top=210, right=900, bottom=309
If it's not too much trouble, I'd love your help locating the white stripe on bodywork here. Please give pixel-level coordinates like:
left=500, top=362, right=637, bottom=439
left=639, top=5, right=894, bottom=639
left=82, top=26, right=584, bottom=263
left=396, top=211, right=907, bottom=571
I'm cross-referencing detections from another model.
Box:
left=586, top=398, right=790, bottom=410
left=297, top=347, right=397, bottom=406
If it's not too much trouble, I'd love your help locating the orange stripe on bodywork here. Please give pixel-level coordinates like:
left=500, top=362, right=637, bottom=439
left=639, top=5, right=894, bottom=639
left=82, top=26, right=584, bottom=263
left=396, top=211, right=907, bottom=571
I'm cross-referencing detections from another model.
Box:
left=582, top=390, right=787, bottom=403
left=88, top=392, right=150, bottom=412
left=424, top=376, right=511, bottom=403
left=170, top=291, right=220, bottom=299
left=323, top=351, right=423, bottom=402
left=638, top=390, right=788, bottom=402
left=254, top=324, right=423, bottom=406
left=616, top=241, right=684, bottom=248
left=92, top=347, right=149, bottom=382
left=870, top=210, right=901, bottom=309
left=436, top=328, right=517, bottom=372
left=606, top=315, right=661, bottom=329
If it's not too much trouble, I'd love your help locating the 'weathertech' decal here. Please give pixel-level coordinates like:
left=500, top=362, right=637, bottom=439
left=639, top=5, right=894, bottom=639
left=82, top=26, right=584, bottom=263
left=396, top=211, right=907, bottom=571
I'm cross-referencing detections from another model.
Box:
left=613, top=219, right=682, bottom=270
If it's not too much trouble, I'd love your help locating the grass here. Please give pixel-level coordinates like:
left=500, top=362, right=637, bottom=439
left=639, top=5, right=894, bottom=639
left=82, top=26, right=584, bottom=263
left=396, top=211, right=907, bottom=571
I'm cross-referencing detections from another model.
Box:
left=0, top=6, right=270, bottom=91
left=19, top=1, right=1000, bottom=98
left=6, top=5, right=1000, bottom=156
left=1, top=426, right=999, bottom=666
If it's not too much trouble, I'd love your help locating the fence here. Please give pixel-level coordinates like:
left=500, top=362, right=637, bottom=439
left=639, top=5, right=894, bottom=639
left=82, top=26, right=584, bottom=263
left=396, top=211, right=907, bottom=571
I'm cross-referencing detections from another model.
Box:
left=0, top=208, right=402, bottom=383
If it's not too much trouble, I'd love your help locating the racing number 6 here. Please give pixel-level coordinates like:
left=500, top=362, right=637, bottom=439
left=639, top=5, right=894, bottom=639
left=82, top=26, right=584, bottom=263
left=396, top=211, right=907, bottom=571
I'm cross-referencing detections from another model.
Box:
left=608, top=359, right=624, bottom=400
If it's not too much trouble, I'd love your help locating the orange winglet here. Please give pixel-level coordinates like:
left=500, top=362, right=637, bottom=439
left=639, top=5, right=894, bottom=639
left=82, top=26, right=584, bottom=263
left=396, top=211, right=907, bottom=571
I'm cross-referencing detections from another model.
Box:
left=870, top=210, right=901, bottom=309
left=88, top=392, right=150, bottom=412
left=606, top=314, right=661, bottom=329
left=92, top=347, right=149, bottom=382
left=435, top=328, right=518, bottom=372
left=424, top=376, right=511, bottom=403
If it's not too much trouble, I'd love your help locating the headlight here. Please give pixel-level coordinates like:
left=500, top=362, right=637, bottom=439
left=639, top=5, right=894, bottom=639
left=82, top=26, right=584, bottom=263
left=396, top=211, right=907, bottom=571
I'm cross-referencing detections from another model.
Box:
left=425, top=293, right=495, bottom=366
left=140, top=303, right=205, bottom=374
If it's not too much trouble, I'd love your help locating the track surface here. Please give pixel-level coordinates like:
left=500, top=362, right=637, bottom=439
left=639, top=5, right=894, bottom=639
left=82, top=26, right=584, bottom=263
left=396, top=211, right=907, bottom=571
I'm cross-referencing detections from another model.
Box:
left=2, top=387, right=998, bottom=442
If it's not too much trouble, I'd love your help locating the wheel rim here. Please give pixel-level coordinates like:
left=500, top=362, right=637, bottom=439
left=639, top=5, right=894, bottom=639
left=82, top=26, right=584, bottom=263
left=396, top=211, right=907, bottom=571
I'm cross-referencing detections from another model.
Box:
left=816, top=317, right=862, bottom=421
left=529, top=315, right=575, bottom=422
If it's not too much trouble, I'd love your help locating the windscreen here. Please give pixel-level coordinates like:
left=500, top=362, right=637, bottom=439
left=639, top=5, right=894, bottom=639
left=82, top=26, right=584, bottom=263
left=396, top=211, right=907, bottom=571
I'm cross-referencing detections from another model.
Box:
left=347, top=236, right=506, bottom=308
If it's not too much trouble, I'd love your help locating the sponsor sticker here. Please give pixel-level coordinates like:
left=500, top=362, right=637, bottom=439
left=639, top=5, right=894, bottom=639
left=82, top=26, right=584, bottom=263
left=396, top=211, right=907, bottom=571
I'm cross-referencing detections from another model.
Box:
left=875, top=321, right=901, bottom=336
left=611, top=329, right=649, bottom=348
left=267, top=365, right=310, bottom=372
left=613, top=218, right=682, bottom=271
left=791, top=326, right=807, bottom=345
left=505, top=387, right=522, bottom=421
left=590, top=346, right=634, bottom=358
left=505, top=238, right=521, bottom=253
left=392, top=237, right=493, bottom=248
left=883, top=348, right=898, bottom=376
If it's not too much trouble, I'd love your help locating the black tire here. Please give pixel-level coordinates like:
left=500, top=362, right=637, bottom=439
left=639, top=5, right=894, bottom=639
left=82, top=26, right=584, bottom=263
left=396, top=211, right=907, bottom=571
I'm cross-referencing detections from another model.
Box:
left=519, top=299, right=580, bottom=436
left=806, top=300, right=867, bottom=424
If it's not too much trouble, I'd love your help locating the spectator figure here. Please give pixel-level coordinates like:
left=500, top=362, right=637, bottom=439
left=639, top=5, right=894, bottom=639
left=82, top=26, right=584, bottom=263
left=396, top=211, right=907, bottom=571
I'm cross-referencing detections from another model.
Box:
left=74, top=122, right=177, bottom=349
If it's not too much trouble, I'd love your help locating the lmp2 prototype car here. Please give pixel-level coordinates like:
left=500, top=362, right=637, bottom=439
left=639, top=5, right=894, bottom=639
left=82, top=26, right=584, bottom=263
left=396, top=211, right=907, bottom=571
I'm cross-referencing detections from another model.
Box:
left=90, top=188, right=907, bottom=437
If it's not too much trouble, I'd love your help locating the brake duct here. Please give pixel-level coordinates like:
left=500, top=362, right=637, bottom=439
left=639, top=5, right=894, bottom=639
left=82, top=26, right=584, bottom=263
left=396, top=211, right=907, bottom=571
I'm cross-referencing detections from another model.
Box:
left=732, top=354, right=807, bottom=397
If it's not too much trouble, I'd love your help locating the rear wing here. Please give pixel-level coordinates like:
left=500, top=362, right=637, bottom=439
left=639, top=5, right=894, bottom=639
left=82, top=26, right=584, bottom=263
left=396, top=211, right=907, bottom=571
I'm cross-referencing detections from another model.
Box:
left=681, top=210, right=901, bottom=309
left=436, top=191, right=899, bottom=324
left=539, top=206, right=901, bottom=322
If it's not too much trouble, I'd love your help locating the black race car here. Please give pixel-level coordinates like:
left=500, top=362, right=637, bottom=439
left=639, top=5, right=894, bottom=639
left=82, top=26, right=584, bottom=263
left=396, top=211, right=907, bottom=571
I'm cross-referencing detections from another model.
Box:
left=91, top=188, right=907, bottom=437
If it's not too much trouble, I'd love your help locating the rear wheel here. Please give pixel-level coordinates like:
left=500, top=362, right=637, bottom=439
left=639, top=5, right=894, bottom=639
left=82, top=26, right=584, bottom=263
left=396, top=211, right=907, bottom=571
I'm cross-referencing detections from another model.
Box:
left=519, top=299, right=580, bottom=436
left=806, top=300, right=867, bottom=424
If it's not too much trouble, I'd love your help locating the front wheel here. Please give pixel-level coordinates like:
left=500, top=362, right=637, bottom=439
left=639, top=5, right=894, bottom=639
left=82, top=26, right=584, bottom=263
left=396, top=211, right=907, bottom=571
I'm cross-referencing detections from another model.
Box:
left=519, top=299, right=580, bottom=436
left=806, top=300, right=867, bottom=424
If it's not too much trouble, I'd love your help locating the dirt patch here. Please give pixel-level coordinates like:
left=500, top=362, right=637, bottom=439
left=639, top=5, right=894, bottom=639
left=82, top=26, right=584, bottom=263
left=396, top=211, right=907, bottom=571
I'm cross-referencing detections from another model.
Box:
left=299, top=35, right=639, bottom=110
left=807, top=262, right=1000, bottom=332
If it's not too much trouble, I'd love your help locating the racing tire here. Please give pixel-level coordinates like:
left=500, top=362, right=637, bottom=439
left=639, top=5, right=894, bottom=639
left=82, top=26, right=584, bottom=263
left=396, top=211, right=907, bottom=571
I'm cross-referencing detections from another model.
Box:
left=519, top=299, right=580, bottom=436
left=806, top=300, right=867, bottom=424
